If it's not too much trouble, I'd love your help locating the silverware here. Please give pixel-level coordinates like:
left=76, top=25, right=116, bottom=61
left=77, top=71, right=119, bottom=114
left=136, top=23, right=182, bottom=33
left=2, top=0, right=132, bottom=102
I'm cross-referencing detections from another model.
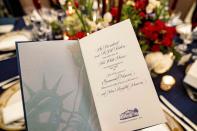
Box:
left=160, top=95, right=197, bottom=130
left=160, top=102, right=194, bottom=131
left=2, top=80, right=19, bottom=90
left=0, top=76, right=19, bottom=88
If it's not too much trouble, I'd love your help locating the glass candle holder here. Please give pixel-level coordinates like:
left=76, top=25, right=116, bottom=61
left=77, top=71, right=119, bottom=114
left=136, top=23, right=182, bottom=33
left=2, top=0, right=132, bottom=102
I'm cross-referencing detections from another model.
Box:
left=160, top=75, right=176, bottom=91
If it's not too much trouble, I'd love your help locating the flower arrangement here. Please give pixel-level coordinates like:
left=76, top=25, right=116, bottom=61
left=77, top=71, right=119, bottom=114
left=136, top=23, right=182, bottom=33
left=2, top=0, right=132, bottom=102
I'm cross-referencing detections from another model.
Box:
left=58, top=0, right=114, bottom=40
left=52, top=0, right=178, bottom=55
left=120, top=0, right=176, bottom=54
left=140, top=19, right=176, bottom=52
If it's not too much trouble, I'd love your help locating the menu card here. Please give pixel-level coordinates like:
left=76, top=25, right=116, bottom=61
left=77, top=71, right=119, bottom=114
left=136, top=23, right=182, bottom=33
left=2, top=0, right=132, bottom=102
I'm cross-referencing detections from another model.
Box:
left=17, top=19, right=165, bottom=131
left=79, top=19, right=165, bottom=131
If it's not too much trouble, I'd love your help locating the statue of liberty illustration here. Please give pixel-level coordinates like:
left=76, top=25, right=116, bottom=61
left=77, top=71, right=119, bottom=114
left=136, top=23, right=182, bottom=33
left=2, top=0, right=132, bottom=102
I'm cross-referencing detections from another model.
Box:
left=23, top=44, right=101, bottom=131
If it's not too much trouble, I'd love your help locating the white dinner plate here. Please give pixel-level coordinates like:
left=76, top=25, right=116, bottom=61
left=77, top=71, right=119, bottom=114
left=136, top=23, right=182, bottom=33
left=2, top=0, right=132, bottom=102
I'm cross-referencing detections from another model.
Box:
left=0, top=25, right=14, bottom=34
left=0, top=31, right=32, bottom=51
left=0, top=82, right=25, bottom=130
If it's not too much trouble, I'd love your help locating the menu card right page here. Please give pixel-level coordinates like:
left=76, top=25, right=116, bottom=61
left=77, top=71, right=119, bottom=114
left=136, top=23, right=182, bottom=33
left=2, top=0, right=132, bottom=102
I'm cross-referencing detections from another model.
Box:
left=79, top=19, right=166, bottom=131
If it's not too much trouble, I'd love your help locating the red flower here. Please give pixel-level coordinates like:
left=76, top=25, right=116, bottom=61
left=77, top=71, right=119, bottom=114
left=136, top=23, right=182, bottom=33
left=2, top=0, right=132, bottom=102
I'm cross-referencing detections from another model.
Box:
left=76, top=32, right=86, bottom=39
left=135, top=0, right=148, bottom=10
left=161, top=37, right=172, bottom=47
left=139, top=12, right=146, bottom=18
left=74, top=1, right=79, bottom=8
left=155, top=20, right=165, bottom=30
left=69, top=32, right=86, bottom=40
left=68, top=36, right=76, bottom=40
left=161, top=26, right=176, bottom=47
left=165, top=26, right=176, bottom=36
left=110, top=7, right=118, bottom=18
left=141, top=22, right=157, bottom=39
left=140, top=19, right=176, bottom=52
left=151, top=45, right=160, bottom=52
left=144, top=21, right=152, bottom=27
left=150, top=33, right=158, bottom=41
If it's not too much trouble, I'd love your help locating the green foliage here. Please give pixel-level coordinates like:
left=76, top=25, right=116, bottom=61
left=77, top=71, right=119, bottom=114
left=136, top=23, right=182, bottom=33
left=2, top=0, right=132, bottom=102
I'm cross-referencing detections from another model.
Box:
left=51, top=21, right=62, bottom=33
left=141, top=44, right=149, bottom=53
left=85, top=0, right=94, bottom=20
left=155, top=0, right=170, bottom=21
left=71, top=0, right=90, bottom=32
left=121, top=5, right=142, bottom=30
left=171, top=46, right=182, bottom=61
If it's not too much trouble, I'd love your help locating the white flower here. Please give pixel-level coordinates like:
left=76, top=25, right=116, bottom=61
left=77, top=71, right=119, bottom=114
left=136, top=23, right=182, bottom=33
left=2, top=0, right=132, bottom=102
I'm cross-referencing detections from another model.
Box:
left=93, top=1, right=98, bottom=10
left=104, top=12, right=112, bottom=23
left=145, top=52, right=163, bottom=70
left=146, top=0, right=161, bottom=14
left=146, top=4, right=155, bottom=14
left=59, top=0, right=66, bottom=5
left=145, top=52, right=174, bottom=74
left=149, top=0, right=160, bottom=7
left=86, top=19, right=97, bottom=32
left=64, top=14, right=83, bottom=32
left=153, top=54, right=174, bottom=74
left=97, top=21, right=109, bottom=30
left=126, top=0, right=135, bottom=6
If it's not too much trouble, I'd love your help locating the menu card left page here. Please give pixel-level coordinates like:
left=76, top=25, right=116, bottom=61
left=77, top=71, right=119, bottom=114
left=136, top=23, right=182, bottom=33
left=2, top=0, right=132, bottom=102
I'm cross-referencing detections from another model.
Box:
left=16, top=41, right=101, bottom=131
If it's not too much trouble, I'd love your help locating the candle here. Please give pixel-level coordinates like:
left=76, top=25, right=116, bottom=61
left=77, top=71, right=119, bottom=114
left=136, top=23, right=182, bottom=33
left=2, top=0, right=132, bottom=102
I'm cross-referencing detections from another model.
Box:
left=160, top=75, right=176, bottom=91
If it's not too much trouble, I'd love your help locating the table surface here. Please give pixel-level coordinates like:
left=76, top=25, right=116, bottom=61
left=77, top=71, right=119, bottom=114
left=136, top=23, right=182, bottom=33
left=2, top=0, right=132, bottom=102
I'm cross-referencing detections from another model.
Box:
left=153, top=63, right=197, bottom=124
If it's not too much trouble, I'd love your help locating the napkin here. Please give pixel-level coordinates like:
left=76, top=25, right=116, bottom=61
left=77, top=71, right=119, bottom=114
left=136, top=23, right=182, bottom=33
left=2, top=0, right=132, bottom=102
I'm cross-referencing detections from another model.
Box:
left=184, top=60, right=197, bottom=89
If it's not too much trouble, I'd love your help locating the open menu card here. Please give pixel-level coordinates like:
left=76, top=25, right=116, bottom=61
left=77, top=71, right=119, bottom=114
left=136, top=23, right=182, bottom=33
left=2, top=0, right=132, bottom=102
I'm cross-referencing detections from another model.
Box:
left=16, top=19, right=165, bottom=131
